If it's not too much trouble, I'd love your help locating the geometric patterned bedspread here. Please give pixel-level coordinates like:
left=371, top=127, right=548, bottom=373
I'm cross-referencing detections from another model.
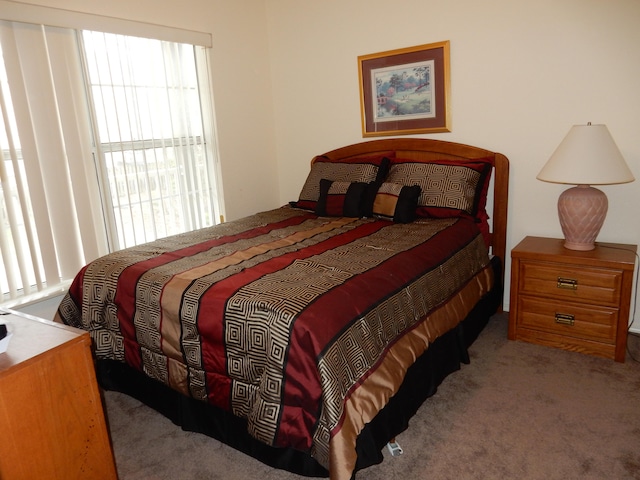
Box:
left=56, top=206, right=494, bottom=479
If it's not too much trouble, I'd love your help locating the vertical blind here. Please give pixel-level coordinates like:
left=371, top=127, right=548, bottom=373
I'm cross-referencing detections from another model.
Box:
left=0, top=21, right=101, bottom=302
left=0, top=18, right=221, bottom=306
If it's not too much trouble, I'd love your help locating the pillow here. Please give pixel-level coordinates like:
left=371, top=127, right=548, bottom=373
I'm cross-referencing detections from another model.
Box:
left=295, top=153, right=393, bottom=211
left=367, top=182, right=421, bottom=223
left=315, top=179, right=368, bottom=217
left=385, top=158, right=494, bottom=219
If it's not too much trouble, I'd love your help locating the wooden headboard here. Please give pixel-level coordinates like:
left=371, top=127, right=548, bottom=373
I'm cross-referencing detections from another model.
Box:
left=317, top=138, right=510, bottom=286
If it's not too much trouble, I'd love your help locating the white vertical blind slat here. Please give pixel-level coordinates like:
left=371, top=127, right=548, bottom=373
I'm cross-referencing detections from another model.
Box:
left=1, top=21, right=55, bottom=292
left=143, top=46, right=167, bottom=238
left=82, top=31, right=120, bottom=252
left=160, top=42, right=182, bottom=232
left=0, top=149, right=21, bottom=296
left=0, top=79, right=34, bottom=297
left=98, top=31, right=132, bottom=249
left=47, top=28, right=105, bottom=264
left=195, top=46, right=224, bottom=224
left=166, top=42, right=192, bottom=231
left=117, top=35, right=137, bottom=243
left=178, top=44, right=200, bottom=230
left=124, top=36, right=154, bottom=243
left=13, top=24, right=84, bottom=280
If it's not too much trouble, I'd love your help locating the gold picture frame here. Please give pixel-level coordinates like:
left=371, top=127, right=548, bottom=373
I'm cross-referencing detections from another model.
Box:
left=358, top=41, right=451, bottom=137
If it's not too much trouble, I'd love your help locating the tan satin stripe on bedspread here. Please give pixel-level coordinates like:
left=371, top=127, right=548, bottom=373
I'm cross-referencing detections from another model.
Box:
left=159, top=216, right=358, bottom=390
left=329, top=263, right=494, bottom=480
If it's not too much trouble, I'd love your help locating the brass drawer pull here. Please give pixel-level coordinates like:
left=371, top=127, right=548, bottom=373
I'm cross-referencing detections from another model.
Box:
left=557, top=277, right=578, bottom=290
left=555, top=313, right=575, bottom=326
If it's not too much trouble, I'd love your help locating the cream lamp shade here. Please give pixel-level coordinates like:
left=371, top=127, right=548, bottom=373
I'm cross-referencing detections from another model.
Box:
left=537, top=123, right=635, bottom=251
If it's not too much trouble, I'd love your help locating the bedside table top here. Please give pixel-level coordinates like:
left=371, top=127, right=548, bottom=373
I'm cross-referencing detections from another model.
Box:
left=0, top=308, right=87, bottom=374
left=512, top=236, right=637, bottom=269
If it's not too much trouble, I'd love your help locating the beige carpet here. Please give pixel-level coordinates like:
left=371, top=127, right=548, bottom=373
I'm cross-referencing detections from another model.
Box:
left=103, top=313, right=640, bottom=479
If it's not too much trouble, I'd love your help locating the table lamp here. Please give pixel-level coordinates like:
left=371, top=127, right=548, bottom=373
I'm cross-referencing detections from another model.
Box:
left=537, top=123, right=635, bottom=251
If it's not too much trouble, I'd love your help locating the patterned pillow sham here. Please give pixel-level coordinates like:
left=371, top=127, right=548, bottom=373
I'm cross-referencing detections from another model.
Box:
left=365, top=182, right=421, bottom=223
left=315, top=179, right=368, bottom=217
left=295, top=153, right=392, bottom=211
left=385, top=158, right=494, bottom=220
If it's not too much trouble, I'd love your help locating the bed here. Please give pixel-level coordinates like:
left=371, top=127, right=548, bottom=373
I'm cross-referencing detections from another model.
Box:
left=56, top=137, right=509, bottom=479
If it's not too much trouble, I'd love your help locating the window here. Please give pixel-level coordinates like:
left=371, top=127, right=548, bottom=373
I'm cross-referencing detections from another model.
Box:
left=0, top=19, right=221, bottom=306
left=83, top=32, right=220, bottom=249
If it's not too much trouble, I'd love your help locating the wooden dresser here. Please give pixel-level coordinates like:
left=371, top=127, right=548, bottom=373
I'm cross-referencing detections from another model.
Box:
left=0, top=309, right=117, bottom=479
left=509, top=236, right=637, bottom=362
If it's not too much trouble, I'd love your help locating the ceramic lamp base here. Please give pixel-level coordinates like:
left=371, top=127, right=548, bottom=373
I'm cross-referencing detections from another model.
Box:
left=557, top=185, right=608, bottom=251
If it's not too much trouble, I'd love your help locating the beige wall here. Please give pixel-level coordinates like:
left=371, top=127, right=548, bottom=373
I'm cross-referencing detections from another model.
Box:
left=266, top=0, right=640, bottom=326
left=8, top=0, right=640, bottom=327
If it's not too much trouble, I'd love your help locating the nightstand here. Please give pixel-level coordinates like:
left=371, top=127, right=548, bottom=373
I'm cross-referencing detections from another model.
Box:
left=508, top=236, right=637, bottom=362
left=0, top=309, right=117, bottom=479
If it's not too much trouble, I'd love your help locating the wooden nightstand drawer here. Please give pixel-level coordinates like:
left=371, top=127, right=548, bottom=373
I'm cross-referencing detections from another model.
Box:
left=519, top=261, right=622, bottom=306
left=517, top=295, right=617, bottom=343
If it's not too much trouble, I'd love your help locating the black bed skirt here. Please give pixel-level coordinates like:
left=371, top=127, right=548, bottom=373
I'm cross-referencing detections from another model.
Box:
left=96, top=257, right=502, bottom=478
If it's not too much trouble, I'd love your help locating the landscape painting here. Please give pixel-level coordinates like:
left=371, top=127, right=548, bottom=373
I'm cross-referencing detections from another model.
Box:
left=371, top=60, right=435, bottom=123
left=358, top=41, right=450, bottom=136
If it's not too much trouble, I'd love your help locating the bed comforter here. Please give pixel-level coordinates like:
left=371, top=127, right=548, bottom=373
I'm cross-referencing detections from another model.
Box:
left=57, top=206, right=494, bottom=479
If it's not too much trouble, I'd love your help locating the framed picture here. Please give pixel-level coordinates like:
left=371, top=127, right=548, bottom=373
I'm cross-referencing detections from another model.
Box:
left=358, top=41, right=451, bottom=137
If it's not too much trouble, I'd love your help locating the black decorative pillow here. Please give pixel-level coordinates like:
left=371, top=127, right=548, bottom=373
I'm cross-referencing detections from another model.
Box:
left=316, top=179, right=367, bottom=217
left=295, top=153, right=392, bottom=211
left=369, top=182, right=421, bottom=223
